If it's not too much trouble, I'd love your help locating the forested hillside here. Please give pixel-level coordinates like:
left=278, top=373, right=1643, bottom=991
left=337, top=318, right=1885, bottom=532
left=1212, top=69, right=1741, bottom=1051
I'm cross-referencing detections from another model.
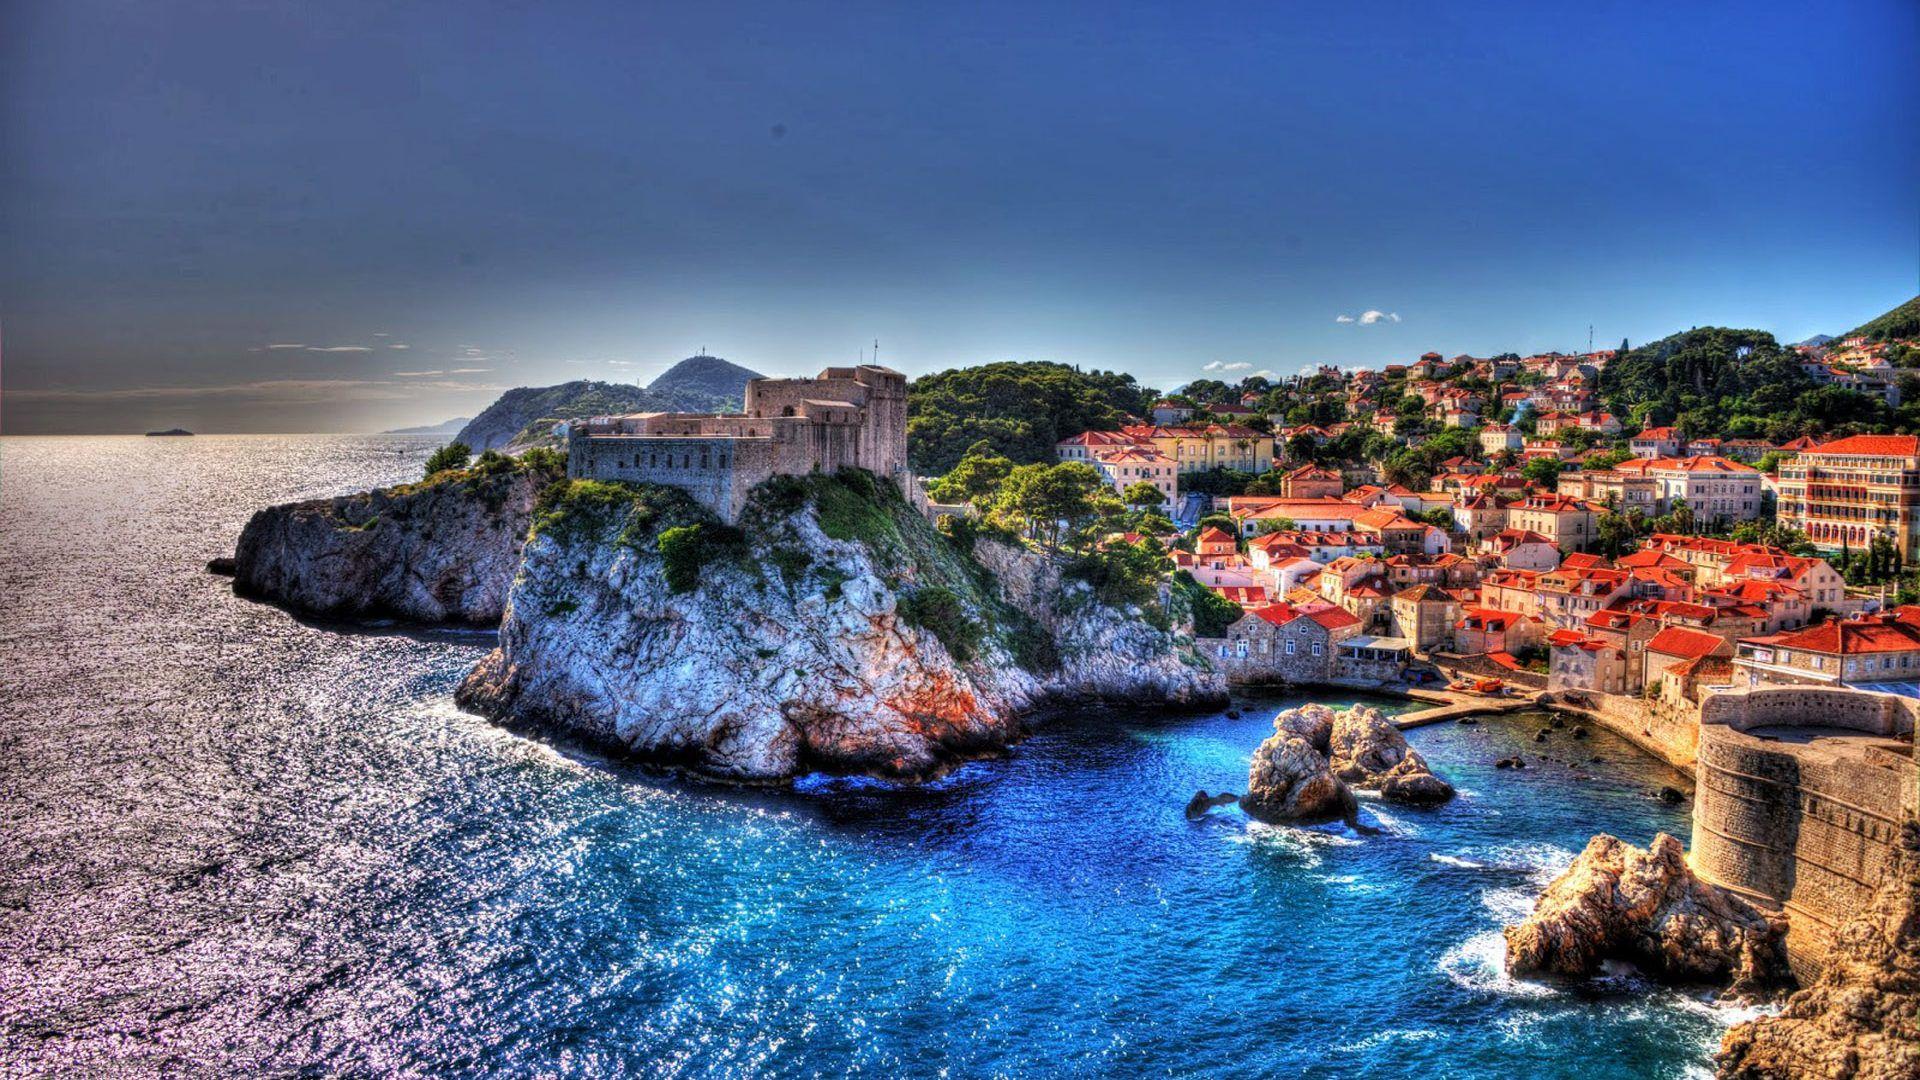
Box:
left=907, top=362, right=1158, bottom=473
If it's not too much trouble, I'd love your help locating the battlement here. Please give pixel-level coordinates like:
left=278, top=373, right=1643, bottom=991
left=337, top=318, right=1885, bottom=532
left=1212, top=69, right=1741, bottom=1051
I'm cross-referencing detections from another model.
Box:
left=566, top=365, right=909, bottom=523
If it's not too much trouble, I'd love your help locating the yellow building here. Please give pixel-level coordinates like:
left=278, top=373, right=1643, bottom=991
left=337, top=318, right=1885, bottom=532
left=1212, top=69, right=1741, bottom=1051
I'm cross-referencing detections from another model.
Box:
left=1775, top=434, right=1920, bottom=559
left=1121, top=423, right=1275, bottom=474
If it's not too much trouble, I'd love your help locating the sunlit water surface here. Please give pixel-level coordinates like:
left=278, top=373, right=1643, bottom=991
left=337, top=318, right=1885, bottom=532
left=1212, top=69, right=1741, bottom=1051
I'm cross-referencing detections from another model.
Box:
left=1, top=436, right=1739, bottom=1076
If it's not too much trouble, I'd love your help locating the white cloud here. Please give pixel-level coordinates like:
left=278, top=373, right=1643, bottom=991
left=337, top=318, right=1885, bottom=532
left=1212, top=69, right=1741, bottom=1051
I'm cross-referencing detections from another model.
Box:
left=1222, top=362, right=1252, bottom=371
left=393, top=370, right=444, bottom=377
left=1334, top=315, right=1355, bottom=324
left=1202, top=361, right=1223, bottom=371
left=1203, top=361, right=1253, bottom=372
left=388, top=343, right=409, bottom=350
left=1335, top=310, right=1402, bottom=325
left=306, top=345, right=373, bottom=353
left=394, top=367, right=493, bottom=377
left=266, top=343, right=307, bottom=349
left=1252, top=369, right=1276, bottom=378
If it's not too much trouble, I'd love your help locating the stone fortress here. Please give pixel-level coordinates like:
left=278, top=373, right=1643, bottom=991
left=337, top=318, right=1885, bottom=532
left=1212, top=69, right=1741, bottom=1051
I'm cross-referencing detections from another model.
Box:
left=566, top=364, right=908, bottom=523
left=1689, top=685, right=1917, bottom=981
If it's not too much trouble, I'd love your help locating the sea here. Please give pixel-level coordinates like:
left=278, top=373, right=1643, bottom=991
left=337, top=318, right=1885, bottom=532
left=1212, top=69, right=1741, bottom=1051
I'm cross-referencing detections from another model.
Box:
left=0, top=435, right=1752, bottom=1077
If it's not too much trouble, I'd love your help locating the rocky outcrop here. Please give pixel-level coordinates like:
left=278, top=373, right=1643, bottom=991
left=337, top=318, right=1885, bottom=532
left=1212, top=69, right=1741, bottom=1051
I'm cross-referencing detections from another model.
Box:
left=1240, top=703, right=1454, bottom=822
left=232, top=461, right=558, bottom=624
left=1504, top=833, right=1790, bottom=997
left=455, top=473, right=1223, bottom=783
left=972, top=538, right=1225, bottom=706
left=1717, top=820, right=1920, bottom=1080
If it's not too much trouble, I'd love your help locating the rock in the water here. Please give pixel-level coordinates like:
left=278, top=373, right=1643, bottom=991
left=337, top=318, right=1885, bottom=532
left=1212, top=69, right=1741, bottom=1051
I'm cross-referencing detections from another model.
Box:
left=1657, top=786, right=1686, bottom=805
left=1534, top=729, right=1551, bottom=742
left=1717, top=819, right=1920, bottom=1080
left=1504, top=833, right=1789, bottom=997
left=1494, top=756, right=1527, bottom=769
left=1242, top=703, right=1453, bottom=822
left=1185, top=790, right=1240, bottom=819
left=1572, top=726, right=1590, bottom=739
left=205, top=556, right=236, bottom=576
left=1457, top=716, right=1479, bottom=726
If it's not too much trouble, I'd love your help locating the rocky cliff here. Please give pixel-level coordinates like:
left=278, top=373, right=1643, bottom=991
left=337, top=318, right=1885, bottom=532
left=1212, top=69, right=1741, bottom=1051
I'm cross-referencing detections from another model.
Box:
left=1503, top=833, right=1790, bottom=998
left=232, top=458, right=559, bottom=624
left=1717, top=819, right=1919, bottom=1080
left=454, top=473, right=1223, bottom=782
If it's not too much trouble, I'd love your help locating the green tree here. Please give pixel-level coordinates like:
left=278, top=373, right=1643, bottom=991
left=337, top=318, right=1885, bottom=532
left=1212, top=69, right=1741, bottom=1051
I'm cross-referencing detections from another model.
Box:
left=992, top=462, right=1108, bottom=550
left=929, top=451, right=1015, bottom=507
left=1521, top=456, right=1565, bottom=490
left=1122, top=481, right=1165, bottom=508
left=424, top=441, right=472, bottom=477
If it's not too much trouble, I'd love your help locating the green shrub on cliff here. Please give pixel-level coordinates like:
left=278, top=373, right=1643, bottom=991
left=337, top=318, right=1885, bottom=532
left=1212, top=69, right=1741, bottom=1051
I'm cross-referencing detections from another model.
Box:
left=424, top=441, right=472, bottom=477
left=896, top=585, right=983, bottom=662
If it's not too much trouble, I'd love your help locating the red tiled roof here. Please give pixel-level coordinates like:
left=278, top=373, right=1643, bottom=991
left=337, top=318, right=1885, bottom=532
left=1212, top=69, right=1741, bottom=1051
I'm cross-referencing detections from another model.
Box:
left=1802, top=434, right=1920, bottom=457
left=1765, top=616, right=1920, bottom=655
left=1646, top=626, right=1728, bottom=660
left=1197, top=526, right=1236, bottom=544
left=1307, top=606, right=1361, bottom=630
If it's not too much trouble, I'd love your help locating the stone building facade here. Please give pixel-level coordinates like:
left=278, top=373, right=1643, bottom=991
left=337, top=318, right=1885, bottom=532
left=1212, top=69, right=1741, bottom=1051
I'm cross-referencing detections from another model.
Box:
left=567, top=365, right=908, bottom=522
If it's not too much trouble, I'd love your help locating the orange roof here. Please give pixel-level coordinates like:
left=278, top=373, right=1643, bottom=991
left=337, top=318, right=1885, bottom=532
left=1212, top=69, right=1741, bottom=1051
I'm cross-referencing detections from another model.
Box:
left=1197, top=526, right=1236, bottom=544
left=1646, top=626, right=1728, bottom=660
left=1559, top=553, right=1608, bottom=570
left=1802, top=434, right=1920, bottom=457
left=1765, top=615, right=1920, bottom=655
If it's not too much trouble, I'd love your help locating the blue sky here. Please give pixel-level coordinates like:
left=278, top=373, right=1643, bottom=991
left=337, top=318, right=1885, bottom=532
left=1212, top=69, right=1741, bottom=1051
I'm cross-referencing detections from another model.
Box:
left=2, top=0, right=1915, bottom=433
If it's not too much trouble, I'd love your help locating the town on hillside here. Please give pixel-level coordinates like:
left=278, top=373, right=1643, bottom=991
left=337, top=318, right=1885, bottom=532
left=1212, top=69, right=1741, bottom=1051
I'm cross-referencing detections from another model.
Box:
left=904, top=328, right=1920, bottom=738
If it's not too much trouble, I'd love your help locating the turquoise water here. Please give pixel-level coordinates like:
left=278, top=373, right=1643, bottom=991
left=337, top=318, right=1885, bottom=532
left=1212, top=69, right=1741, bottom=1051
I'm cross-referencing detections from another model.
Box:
left=0, top=436, right=1734, bottom=1076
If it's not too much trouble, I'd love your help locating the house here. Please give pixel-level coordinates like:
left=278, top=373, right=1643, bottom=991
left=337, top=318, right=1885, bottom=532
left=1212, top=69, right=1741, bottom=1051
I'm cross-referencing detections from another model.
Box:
left=1506, top=493, right=1599, bottom=552
left=1547, top=630, right=1630, bottom=695
left=1388, top=584, right=1457, bottom=653
left=1606, top=456, right=1764, bottom=525
left=1083, top=446, right=1178, bottom=506
left=1480, top=424, right=1523, bottom=455
left=1630, top=427, right=1683, bottom=458
left=1276, top=463, right=1344, bottom=499
left=1453, top=607, right=1543, bottom=656
left=1206, top=604, right=1362, bottom=684
left=1644, top=625, right=1734, bottom=691
left=1452, top=493, right=1511, bottom=543
left=1150, top=400, right=1194, bottom=425
left=1732, top=609, right=1920, bottom=692
left=1479, top=528, right=1560, bottom=570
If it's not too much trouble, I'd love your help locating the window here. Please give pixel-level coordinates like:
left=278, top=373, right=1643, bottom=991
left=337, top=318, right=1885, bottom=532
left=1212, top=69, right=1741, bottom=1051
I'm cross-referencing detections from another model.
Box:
left=1311, top=642, right=1323, bottom=656
left=1284, top=639, right=1296, bottom=655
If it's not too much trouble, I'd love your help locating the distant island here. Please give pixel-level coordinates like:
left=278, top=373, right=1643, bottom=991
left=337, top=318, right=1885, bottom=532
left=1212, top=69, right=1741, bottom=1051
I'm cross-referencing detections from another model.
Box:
left=382, top=416, right=471, bottom=436
left=145, top=428, right=193, bottom=436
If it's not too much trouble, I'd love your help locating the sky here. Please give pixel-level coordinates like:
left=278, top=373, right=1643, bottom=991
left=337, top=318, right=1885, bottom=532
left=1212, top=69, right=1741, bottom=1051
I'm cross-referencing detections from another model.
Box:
left=2, top=0, right=1916, bottom=434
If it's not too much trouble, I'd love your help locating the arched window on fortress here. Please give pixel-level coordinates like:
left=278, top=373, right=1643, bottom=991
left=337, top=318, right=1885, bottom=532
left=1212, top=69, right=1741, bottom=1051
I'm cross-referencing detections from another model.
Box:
left=719, top=453, right=728, bottom=469
left=782, top=406, right=795, bottom=417
left=649, top=452, right=657, bottom=467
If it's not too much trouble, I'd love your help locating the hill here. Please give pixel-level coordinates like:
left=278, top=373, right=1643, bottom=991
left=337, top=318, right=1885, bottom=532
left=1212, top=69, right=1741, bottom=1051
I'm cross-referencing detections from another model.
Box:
left=647, top=354, right=762, bottom=412
left=906, top=361, right=1158, bottom=474
left=1844, top=295, right=1920, bottom=343
left=1596, top=326, right=1880, bottom=442
left=454, top=355, right=763, bottom=451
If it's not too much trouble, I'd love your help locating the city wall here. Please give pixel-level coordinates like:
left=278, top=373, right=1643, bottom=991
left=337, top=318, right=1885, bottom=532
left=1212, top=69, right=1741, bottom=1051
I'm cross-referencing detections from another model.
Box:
left=1689, top=686, right=1918, bottom=981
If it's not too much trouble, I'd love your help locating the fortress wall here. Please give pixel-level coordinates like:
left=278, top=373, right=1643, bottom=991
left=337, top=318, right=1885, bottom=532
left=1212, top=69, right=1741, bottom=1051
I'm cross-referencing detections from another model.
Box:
left=1698, top=686, right=1908, bottom=736
left=568, top=435, right=773, bottom=523
left=1689, top=690, right=1916, bottom=981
